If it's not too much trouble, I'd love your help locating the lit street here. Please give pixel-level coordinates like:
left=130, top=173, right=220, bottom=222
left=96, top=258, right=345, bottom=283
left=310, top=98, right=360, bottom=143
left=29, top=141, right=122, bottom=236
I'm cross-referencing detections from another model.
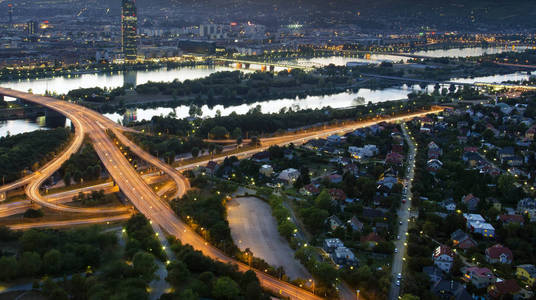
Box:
left=389, top=123, right=417, bottom=300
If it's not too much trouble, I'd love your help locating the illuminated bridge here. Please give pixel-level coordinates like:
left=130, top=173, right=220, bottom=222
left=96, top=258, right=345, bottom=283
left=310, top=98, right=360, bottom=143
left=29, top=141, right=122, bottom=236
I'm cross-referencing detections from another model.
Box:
left=211, top=58, right=318, bottom=71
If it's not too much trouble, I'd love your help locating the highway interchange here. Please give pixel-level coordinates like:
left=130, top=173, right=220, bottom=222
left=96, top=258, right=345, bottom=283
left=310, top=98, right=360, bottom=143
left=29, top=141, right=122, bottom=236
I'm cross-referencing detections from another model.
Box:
left=0, top=87, right=444, bottom=300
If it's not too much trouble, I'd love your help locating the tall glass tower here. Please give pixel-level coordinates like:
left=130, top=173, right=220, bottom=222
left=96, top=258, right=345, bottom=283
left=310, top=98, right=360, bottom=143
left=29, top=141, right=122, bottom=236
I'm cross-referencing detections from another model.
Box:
left=121, top=0, right=138, bottom=61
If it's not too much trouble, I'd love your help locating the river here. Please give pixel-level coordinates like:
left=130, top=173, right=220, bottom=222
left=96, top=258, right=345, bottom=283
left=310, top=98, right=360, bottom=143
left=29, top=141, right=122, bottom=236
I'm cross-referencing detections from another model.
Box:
left=0, top=47, right=533, bottom=137
left=102, top=70, right=535, bottom=123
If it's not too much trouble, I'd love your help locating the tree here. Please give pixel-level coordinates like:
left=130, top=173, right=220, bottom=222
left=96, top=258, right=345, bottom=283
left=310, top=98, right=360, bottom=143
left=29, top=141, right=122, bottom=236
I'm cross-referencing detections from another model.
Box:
left=133, top=251, right=158, bottom=282
left=19, top=251, right=42, bottom=276
left=268, top=145, right=284, bottom=159
left=250, top=136, right=260, bottom=146
left=444, top=213, right=466, bottom=235
left=179, top=289, right=199, bottom=300
left=498, top=174, right=515, bottom=197
left=314, top=262, right=338, bottom=286
left=166, top=260, right=190, bottom=287
left=356, top=265, right=373, bottom=283
left=43, top=249, right=63, bottom=274
left=423, top=221, right=437, bottom=237
left=209, top=126, right=229, bottom=139
left=240, top=270, right=259, bottom=289
left=482, top=129, right=495, bottom=141
left=189, top=104, right=202, bottom=118
left=208, top=144, right=216, bottom=155
left=231, top=127, right=242, bottom=139
left=301, top=207, right=328, bottom=234
left=69, top=273, right=88, bottom=300
left=73, top=171, right=82, bottom=184
left=63, top=172, right=71, bottom=186
left=245, top=281, right=263, bottom=300
left=191, top=147, right=200, bottom=158
left=278, top=220, right=296, bottom=240
left=401, top=293, right=420, bottom=300
left=212, top=276, right=240, bottom=300
left=0, top=256, right=17, bottom=281
left=315, top=190, right=333, bottom=211
left=23, top=208, right=43, bottom=218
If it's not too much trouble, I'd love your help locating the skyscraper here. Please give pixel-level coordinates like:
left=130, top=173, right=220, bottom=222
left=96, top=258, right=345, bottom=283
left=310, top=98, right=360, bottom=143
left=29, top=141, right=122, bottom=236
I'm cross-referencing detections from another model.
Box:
left=121, top=0, right=138, bottom=61
left=27, top=21, right=38, bottom=35
left=8, top=3, right=13, bottom=25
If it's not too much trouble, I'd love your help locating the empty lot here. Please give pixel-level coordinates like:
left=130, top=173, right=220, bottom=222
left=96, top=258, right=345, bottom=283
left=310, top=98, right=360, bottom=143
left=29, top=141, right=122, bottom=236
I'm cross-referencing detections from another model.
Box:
left=227, top=196, right=310, bottom=280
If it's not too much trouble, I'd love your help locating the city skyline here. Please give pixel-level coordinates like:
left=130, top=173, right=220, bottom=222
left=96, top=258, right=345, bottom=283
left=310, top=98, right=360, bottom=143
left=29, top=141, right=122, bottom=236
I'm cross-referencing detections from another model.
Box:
left=0, top=1, right=535, bottom=300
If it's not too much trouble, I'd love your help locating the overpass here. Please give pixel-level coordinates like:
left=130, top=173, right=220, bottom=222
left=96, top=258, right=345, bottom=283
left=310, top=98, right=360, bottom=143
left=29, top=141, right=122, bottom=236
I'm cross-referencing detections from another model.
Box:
left=311, top=48, right=438, bottom=60
left=0, top=87, right=321, bottom=300
left=0, top=87, right=448, bottom=299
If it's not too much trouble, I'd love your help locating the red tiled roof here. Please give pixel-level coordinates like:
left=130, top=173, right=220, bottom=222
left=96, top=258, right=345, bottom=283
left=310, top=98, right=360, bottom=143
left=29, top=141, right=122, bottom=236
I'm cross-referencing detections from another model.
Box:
left=489, top=279, right=520, bottom=297
left=462, top=193, right=479, bottom=204
left=458, top=238, right=477, bottom=249
left=464, top=147, right=478, bottom=153
left=385, top=152, right=404, bottom=164
left=433, top=245, right=455, bottom=258
left=360, top=232, right=384, bottom=243
left=499, top=214, right=524, bottom=224
left=303, top=183, right=320, bottom=194
left=486, top=244, right=513, bottom=260
left=466, top=267, right=494, bottom=278
left=329, top=188, right=346, bottom=201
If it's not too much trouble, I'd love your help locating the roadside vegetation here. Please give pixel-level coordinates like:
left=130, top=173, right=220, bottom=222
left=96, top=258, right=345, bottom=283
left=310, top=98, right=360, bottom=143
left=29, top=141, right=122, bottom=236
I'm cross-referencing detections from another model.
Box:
left=0, top=128, right=71, bottom=183
left=0, top=214, right=165, bottom=300
left=60, top=138, right=103, bottom=186
left=163, top=237, right=271, bottom=300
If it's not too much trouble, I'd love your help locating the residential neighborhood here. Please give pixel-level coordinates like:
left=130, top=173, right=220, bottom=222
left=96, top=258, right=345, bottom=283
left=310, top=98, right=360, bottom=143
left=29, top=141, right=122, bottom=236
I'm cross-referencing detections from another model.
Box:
left=403, top=98, right=536, bottom=299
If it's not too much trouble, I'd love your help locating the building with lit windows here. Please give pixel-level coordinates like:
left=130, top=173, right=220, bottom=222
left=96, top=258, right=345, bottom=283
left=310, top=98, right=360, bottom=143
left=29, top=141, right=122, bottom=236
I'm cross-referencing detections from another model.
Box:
left=27, top=21, right=38, bottom=35
left=8, top=3, right=13, bottom=25
left=121, top=0, right=138, bottom=61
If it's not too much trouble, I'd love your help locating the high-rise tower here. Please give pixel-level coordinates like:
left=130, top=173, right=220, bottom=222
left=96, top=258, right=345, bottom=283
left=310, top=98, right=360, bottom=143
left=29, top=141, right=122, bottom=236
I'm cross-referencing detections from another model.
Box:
left=121, top=0, right=138, bottom=61
left=27, top=21, right=38, bottom=35
left=8, top=3, right=13, bottom=26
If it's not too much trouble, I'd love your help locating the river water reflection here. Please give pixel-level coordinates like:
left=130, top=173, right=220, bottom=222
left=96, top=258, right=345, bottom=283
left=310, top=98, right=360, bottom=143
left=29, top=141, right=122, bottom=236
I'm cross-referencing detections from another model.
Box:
left=1, top=49, right=534, bottom=136
left=102, top=69, right=535, bottom=124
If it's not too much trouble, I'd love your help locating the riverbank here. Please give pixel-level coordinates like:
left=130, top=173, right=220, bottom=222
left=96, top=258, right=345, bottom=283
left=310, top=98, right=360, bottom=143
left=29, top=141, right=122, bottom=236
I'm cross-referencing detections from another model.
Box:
left=0, top=60, right=210, bottom=82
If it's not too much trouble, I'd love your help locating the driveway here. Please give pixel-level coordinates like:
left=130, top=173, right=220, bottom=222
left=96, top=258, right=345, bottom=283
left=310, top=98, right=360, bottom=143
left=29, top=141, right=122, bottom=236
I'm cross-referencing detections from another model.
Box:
left=227, top=196, right=310, bottom=280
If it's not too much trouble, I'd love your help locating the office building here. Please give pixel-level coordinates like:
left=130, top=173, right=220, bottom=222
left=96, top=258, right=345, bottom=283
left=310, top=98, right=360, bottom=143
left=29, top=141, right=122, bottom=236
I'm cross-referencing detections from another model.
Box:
left=27, top=21, right=38, bottom=35
left=121, top=0, right=138, bottom=61
left=8, top=3, right=13, bottom=25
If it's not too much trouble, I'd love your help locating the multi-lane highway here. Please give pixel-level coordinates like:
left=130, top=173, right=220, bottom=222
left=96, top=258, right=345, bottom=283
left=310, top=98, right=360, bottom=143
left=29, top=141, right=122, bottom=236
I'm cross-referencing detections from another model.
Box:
left=0, top=87, right=322, bottom=300
left=0, top=87, right=445, bottom=299
left=7, top=213, right=132, bottom=230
